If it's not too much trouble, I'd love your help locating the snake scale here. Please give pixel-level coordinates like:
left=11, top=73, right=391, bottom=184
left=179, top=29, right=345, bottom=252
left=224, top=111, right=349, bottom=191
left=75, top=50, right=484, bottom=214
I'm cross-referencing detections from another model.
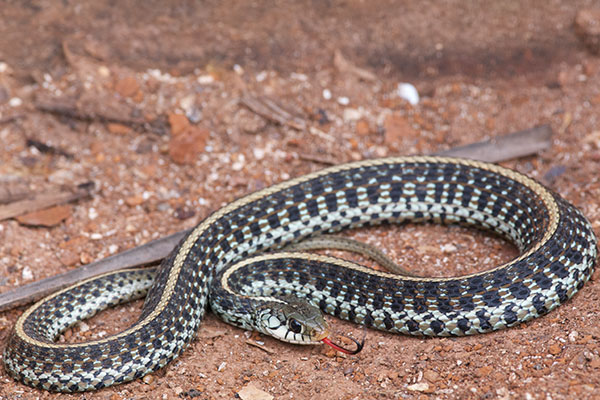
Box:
left=3, top=156, right=597, bottom=392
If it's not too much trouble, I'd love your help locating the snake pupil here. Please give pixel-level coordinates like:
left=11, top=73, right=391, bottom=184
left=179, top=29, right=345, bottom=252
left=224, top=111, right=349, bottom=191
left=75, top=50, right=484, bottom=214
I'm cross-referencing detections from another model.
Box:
left=288, top=318, right=303, bottom=334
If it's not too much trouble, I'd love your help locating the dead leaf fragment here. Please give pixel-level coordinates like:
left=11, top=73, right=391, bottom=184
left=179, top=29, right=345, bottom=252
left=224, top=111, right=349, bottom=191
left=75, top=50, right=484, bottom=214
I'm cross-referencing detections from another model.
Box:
left=476, top=365, right=493, bottom=377
left=16, top=205, right=72, bottom=227
left=169, top=126, right=210, bottom=164
left=115, top=76, right=140, bottom=98
left=549, top=343, right=563, bottom=355
left=168, top=112, right=191, bottom=136
left=423, top=369, right=441, bottom=382
left=107, top=123, right=132, bottom=135
left=125, top=195, right=144, bottom=207
left=237, top=382, right=273, bottom=400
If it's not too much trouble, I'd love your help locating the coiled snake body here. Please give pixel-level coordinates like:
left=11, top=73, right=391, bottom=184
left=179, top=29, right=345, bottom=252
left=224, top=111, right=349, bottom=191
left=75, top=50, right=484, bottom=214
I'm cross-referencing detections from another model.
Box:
left=3, top=157, right=597, bottom=392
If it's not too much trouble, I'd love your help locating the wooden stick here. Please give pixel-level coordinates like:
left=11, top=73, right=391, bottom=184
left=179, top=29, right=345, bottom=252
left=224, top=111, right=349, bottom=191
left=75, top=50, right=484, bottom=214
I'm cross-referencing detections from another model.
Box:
left=35, top=96, right=169, bottom=135
left=240, top=95, right=307, bottom=130
left=0, top=124, right=552, bottom=311
left=0, top=184, right=93, bottom=221
left=0, top=229, right=190, bottom=311
left=434, top=124, right=552, bottom=162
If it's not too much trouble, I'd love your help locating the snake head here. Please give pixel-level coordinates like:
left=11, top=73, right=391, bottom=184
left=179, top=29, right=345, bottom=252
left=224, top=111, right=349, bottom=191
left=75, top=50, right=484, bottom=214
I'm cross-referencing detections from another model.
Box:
left=256, top=299, right=330, bottom=344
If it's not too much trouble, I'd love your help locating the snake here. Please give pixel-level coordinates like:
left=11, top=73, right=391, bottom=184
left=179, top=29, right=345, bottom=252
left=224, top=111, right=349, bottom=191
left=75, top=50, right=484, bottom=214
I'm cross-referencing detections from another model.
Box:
left=3, top=156, right=597, bottom=392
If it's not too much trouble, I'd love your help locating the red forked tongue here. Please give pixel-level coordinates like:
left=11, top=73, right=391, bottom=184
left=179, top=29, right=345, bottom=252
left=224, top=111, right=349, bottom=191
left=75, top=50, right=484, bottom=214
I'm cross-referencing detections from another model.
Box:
left=322, top=335, right=364, bottom=355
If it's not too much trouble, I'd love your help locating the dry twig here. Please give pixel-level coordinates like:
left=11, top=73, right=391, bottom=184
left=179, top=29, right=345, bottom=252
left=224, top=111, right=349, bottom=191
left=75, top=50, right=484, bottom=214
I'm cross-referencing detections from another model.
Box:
left=0, top=183, right=94, bottom=222
left=240, top=95, right=307, bottom=130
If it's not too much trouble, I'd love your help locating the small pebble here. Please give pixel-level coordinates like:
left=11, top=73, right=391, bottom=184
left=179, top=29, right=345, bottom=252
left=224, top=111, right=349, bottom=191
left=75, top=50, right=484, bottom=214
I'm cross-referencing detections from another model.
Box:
left=237, top=382, right=273, bottom=400
left=569, top=331, right=579, bottom=343
left=256, top=71, right=268, bottom=82
left=217, top=361, right=227, bottom=372
left=440, top=243, right=458, bottom=253
left=79, top=322, right=90, bottom=333
left=197, top=75, right=214, bottom=84
left=9, top=97, right=22, bottom=107
left=290, top=72, right=308, bottom=81
left=233, top=64, right=244, bottom=75
left=253, top=147, right=266, bottom=160
left=88, top=207, right=99, bottom=220
left=21, top=266, right=33, bottom=281
left=396, top=83, right=420, bottom=105
left=179, top=95, right=196, bottom=114
left=80, top=252, right=93, bottom=264
left=98, top=66, right=110, bottom=77
left=337, top=96, right=350, bottom=105
left=322, top=89, right=332, bottom=100
left=343, top=108, right=363, bottom=122
left=407, top=382, right=429, bottom=392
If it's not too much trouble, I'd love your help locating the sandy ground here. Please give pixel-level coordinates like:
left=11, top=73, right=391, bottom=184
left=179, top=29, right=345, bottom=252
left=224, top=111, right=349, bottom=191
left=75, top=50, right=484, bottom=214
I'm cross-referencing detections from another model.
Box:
left=1, top=1, right=600, bottom=399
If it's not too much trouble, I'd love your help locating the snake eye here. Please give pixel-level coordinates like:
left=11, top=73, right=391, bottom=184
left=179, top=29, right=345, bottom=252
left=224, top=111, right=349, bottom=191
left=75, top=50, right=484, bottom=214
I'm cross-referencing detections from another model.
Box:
left=287, top=318, right=303, bottom=334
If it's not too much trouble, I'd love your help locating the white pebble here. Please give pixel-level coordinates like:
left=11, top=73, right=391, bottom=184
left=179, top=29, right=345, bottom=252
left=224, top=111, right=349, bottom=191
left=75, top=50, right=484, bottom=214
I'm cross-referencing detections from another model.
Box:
left=396, top=83, right=420, bottom=105
left=90, top=233, right=103, bottom=240
left=343, top=108, right=363, bottom=122
left=290, top=72, right=308, bottom=81
left=9, top=97, right=22, bottom=107
left=256, top=71, right=268, bottom=82
left=217, top=362, right=227, bottom=372
left=322, top=89, right=332, bottom=100
left=568, top=331, right=579, bottom=343
left=233, top=64, right=244, bottom=75
left=179, top=95, right=196, bottom=114
left=48, top=169, right=75, bottom=185
left=88, top=207, right=99, bottom=220
left=98, top=66, right=110, bottom=77
left=337, top=96, right=350, bottom=105
left=21, top=266, right=33, bottom=281
left=440, top=243, right=458, bottom=253
left=253, top=147, right=266, bottom=160
left=197, top=74, right=214, bottom=84
left=108, top=244, right=119, bottom=255
left=407, top=382, right=429, bottom=392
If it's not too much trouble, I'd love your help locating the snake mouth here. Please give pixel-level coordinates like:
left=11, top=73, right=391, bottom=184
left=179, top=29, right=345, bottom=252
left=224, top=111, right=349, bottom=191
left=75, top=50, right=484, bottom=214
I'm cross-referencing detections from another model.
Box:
left=313, top=328, right=330, bottom=342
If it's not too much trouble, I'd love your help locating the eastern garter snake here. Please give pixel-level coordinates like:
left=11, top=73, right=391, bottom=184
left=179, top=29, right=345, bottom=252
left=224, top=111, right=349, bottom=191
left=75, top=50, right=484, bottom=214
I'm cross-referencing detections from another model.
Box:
left=3, top=156, right=598, bottom=392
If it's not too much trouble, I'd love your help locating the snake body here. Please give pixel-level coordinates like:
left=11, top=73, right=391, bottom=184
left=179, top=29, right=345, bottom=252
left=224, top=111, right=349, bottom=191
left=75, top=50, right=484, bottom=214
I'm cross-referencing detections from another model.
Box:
left=3, top=156, right=597, bottom=392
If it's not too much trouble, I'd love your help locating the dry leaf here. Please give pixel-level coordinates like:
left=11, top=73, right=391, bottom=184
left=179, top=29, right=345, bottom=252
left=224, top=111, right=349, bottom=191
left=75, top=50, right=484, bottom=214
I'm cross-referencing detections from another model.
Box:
left=169, top=126, right=210, bottom=164
left=237, top=383, right=273, bottom=400
left=168, top=112, right=191, bottom=136
left=16, top=205, right=72, bottom=227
